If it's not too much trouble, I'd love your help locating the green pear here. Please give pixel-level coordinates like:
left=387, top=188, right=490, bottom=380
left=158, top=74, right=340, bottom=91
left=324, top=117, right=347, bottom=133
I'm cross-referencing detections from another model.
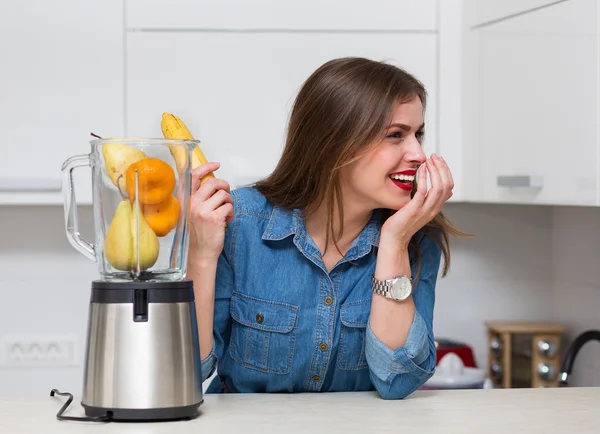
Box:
left=104, top=200, right=159, bottom=271
left=130, top=201, right=160, bottom=270
left=104, top=200, right=134, bottom=271
left=102, top=143, right=148, bottom=193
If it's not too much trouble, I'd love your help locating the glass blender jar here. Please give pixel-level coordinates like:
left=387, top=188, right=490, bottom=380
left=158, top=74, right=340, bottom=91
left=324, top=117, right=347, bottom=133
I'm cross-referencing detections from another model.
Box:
left=62, top=137, right=195, bottom=281
left=56, top=137, right=203, bottom=422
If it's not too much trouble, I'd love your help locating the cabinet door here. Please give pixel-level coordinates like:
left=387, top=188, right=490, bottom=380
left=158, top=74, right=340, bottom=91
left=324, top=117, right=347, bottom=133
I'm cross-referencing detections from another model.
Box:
left=126, top=32, right=437, bottom=188
left=126, top=0, right=437, bottom=31
left=466, top=0, right=565, bottom=27
left=0, top=0, right=124, bottom=205
left=475, top=0, right=598, bottom=205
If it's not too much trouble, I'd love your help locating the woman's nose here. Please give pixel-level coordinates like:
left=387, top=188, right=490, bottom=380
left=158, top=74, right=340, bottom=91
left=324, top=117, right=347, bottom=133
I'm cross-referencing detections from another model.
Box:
left=405, top=139, right=426, bottom=164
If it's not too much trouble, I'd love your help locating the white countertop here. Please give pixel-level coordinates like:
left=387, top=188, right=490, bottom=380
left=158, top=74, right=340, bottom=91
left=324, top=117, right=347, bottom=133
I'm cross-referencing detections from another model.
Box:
left=1, top=387, right=599, bottom=434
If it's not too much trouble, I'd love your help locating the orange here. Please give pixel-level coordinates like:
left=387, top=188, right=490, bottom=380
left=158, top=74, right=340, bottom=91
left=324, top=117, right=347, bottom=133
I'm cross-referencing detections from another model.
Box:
left=142, top=194, right=180, bottom=237
left=126, top=158, right=176, bottom=205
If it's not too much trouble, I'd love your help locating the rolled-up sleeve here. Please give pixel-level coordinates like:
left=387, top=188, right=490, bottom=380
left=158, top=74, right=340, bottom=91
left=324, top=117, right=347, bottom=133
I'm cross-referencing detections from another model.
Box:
left=200, top=343, right=217, bottom=382
left=365, top=231, right=441, bottom=399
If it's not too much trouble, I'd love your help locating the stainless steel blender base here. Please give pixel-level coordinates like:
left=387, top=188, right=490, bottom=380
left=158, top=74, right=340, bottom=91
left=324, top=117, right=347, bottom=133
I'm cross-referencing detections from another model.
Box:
left=80, top=280, right=203, bottom=421
left=82, top=400, right=203, bottom=421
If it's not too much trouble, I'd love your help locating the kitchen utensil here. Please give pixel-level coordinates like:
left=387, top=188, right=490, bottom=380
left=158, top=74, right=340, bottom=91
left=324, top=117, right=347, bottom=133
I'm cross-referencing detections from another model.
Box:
left=54, top=137, right=203, bottom=422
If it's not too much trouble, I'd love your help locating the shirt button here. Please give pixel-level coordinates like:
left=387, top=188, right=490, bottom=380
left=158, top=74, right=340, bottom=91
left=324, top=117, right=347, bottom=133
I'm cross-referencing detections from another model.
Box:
left=312, top=375, right=320, bottom=382
left=256, top=313, right=264, bottom=323
left=324, top=296, right=333, bottom=306
left=319, top=342, right=328, bottom=351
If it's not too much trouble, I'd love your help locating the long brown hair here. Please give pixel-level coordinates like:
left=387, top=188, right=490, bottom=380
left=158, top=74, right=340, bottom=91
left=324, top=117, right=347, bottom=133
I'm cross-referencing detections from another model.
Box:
left=255, top=57, right=467, bottom=280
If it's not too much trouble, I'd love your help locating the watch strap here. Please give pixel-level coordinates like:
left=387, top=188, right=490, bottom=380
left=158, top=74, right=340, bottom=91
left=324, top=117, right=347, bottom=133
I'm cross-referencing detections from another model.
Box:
left=371, top=274, right=412, bottom=298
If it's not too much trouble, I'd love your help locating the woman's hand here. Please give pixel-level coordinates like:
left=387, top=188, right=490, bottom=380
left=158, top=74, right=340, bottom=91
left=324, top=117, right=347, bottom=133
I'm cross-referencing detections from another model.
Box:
left=188, top=162, right=234, bottom=262
left=380, top=154, right=453, bottom=249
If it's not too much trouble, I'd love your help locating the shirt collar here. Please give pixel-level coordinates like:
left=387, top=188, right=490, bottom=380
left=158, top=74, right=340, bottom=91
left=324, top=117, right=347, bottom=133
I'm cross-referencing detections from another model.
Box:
left=261, top=205, right=382, bottom=251
left=261, top=206, right=300, bottom=241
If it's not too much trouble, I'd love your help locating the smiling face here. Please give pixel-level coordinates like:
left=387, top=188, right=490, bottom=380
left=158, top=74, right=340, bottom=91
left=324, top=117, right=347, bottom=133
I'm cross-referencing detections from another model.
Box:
left=340, top=96, right=427, bottom=211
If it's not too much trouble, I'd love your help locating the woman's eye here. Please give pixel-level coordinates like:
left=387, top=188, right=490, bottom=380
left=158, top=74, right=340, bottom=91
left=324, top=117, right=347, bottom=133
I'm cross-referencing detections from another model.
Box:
left=387, top=131, right=404, bottom=139
left=416, top=130, right=425, bottom=140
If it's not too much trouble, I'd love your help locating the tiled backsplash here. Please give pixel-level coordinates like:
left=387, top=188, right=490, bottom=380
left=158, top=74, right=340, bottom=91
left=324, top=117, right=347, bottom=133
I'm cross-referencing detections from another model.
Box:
left=0, top=202, right=598, bottom=396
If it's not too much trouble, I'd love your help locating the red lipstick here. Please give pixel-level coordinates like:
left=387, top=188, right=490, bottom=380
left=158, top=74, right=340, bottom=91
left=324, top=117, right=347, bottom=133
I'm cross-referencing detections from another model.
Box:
left=389, top=169, right=416, bottom=191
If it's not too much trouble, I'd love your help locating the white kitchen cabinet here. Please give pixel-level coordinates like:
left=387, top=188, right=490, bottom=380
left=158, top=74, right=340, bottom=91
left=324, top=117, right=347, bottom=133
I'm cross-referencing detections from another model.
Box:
left=466, top=0, right=566, bottom=28
left=125, top=0, right=437, bottom=31
left=0, top=0, right=124, bottom=205
left=126, top=32, right=438, bottom=189
left=465, top=0, right=598, bottom=206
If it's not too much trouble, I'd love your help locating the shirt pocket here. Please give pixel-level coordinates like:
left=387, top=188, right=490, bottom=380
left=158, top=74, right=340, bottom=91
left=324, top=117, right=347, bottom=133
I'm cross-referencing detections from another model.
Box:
left=229, top=292, right=299, bottom=374
left=337, top=300, right=370, bottom=370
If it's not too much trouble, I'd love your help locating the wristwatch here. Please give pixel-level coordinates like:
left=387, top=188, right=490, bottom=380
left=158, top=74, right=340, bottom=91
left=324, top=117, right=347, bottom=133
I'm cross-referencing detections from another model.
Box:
left=371, top=274, right=413, bottom=301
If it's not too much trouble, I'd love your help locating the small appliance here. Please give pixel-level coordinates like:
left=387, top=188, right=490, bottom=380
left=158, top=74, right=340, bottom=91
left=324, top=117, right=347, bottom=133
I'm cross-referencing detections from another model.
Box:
left=51, top=137, right=203, bottom=422
left=435, top=338, right=478, bottom=368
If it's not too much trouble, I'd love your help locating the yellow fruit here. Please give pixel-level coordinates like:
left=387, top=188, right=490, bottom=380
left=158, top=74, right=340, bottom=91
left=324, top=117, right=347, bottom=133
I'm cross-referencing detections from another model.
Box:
left=102, top=143, right=148, bottom=193
left=161, top=112, right=214, bottom=184
left=104, top=200, right=160, bottom=271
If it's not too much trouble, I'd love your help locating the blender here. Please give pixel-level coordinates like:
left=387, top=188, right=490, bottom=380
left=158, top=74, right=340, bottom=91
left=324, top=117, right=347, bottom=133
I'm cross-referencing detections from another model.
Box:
left=51, top=137, right=203, bottom=422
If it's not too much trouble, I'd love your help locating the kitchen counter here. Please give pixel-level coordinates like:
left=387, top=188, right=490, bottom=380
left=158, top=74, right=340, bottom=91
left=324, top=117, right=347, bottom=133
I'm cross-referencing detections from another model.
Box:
left=1, top=387, right=598, bottom=433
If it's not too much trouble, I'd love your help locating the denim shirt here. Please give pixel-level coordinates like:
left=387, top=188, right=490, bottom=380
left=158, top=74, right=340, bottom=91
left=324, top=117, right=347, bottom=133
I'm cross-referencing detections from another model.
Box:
left=200, top=186, right=441, bottom=399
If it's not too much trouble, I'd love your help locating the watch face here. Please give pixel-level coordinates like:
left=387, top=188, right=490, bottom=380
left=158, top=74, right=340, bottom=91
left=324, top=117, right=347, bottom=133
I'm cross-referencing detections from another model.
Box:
left=391, top=277, right=412, bottom=300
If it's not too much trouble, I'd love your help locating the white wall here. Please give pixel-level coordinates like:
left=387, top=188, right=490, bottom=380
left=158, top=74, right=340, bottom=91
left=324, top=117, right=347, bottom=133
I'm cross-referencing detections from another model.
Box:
left=551, top=207, right=600, bottom=387
left=435, top=203, right=554, bottom=369
left=2, top=201, right=597, bottom=397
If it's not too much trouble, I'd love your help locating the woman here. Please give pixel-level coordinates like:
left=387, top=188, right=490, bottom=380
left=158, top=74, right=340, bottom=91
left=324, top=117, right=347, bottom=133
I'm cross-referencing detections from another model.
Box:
left=187, top=57, right=463, bottom=400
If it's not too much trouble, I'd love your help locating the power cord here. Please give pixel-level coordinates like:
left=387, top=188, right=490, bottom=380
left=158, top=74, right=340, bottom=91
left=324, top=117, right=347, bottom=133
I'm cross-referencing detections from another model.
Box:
left=50, top=389, right=111, bottom=422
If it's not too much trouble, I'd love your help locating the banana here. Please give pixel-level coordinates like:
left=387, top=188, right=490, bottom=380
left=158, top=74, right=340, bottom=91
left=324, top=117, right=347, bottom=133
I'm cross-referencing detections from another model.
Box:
left=161, top=112, right=229, bottom=229
left=161, top=112, right=214, bottom=184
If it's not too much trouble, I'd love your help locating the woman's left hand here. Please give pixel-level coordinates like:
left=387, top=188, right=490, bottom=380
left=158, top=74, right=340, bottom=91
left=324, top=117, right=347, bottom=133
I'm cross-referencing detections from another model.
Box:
left=380, top=153, right=453, bottom=249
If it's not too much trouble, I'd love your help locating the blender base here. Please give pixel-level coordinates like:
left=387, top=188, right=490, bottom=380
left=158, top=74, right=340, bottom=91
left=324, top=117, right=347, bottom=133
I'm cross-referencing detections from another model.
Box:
left=82, top=400, right=203, bottom=422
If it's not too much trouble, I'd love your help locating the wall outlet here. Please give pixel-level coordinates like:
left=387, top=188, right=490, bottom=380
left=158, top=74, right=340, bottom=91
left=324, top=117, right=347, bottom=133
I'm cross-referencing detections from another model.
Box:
left=0, top=335, right=78, bottom=368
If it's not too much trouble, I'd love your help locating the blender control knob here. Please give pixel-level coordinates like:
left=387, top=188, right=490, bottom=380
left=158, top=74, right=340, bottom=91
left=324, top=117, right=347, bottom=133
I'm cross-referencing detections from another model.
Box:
left=490, top=336, right=503, bottom=354
left=536, top=339, right=557, bottom=358
left=537, top=362, right=556, bottom=380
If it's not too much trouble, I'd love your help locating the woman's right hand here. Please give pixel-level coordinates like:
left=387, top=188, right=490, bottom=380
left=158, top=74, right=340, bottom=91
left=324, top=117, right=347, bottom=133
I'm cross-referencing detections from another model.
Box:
left=188, top=162, right=234, bottom=262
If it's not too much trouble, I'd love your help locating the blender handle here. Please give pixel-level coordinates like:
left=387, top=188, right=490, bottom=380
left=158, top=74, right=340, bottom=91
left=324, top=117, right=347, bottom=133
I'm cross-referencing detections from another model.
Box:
left=61, top=153, right=96, bottom=262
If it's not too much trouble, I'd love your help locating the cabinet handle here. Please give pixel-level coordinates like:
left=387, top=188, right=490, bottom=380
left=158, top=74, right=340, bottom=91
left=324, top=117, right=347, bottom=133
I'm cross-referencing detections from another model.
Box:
left=496, top=175, right=543, bottom=188
left=0, top=178, right=61, bottom=192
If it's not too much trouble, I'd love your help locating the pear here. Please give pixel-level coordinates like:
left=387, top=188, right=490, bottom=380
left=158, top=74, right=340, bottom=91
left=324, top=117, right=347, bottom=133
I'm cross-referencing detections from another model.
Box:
left=102, top=143, right=148, bottom=193
left=130, top=201, right=160, bottom=270
left=104, top=200, right=159, bottom=271
left=104, top=200, right=134, bottom=271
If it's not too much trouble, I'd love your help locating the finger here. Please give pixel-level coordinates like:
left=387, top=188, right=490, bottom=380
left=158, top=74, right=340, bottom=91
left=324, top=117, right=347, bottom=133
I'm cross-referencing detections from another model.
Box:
left=200, top=189, right=234, bottom=214
left=191, top=162, right=220, bottom=193
left=412, top=162, right=428, bottom=206
left=214, top=202, right=234, bottom=224
left=437, top=155, right=455, bottom=191
left=194, top=178, right=230, bottom=202
left=433, top=155, right=454, bottom=191
left=424, top=157, right=443, bottom=205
